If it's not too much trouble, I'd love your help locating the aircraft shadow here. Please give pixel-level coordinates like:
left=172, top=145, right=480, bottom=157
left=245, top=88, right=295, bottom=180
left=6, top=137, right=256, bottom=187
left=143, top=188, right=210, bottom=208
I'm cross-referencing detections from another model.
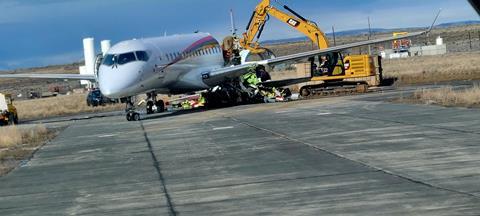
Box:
left=140, top=108, right=208, bottom=121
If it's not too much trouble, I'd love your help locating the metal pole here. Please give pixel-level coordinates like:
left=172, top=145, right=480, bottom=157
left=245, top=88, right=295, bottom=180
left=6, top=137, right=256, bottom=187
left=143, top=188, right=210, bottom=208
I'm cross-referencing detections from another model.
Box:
left=368, top=17, right=372, bottom=55
left=332, top=26, right=337, bottom=46
left=469, top=31, right=473, bottom=50
left=230, top=9, right=237, bottom=36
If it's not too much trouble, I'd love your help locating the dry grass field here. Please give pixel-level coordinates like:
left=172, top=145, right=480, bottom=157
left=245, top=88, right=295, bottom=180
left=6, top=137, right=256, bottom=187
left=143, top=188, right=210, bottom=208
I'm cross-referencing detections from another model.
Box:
left=0, top=125, right=58, bottom=176
left=406, top=85, right=480, bottom=107
left=15, top=94, right=124, bottom=120
left=383, top=52, right=480, bottom=85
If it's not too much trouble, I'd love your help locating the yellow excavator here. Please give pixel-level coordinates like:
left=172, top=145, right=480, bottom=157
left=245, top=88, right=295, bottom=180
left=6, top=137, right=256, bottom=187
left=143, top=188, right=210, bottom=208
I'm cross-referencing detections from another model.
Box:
left=236, top=0, right=386, bottom=97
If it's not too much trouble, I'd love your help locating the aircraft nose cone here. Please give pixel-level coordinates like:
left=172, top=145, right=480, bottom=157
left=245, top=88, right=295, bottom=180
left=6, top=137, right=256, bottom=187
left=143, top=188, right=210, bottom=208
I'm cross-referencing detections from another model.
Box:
left=98, top=63, right=145, bottom=98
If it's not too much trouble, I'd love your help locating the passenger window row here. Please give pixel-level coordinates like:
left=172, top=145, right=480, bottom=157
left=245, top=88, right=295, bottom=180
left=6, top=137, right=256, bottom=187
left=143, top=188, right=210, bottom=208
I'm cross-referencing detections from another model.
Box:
left=164, top=46, right=221, bottom=61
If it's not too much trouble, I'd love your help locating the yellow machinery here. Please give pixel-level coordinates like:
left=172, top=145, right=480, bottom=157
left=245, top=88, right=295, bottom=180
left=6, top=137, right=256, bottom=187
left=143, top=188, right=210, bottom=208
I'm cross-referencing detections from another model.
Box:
left=239, top=0, right=385, bottom=96
left=0, top=93, right=18, bottom=126
left=240, top=0, right=328, bottom=54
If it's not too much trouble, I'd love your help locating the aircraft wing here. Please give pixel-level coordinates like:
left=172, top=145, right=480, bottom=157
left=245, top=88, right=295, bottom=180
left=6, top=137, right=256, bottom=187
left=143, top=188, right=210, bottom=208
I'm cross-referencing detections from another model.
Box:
left=206, top=31, right=426, bottom=83
left=0, top=73, right=96, bottom=80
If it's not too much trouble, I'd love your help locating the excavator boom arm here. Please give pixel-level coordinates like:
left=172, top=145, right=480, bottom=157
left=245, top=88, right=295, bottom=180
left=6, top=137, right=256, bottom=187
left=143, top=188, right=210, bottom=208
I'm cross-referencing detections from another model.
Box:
left=240, top=0, right=329, bottom=53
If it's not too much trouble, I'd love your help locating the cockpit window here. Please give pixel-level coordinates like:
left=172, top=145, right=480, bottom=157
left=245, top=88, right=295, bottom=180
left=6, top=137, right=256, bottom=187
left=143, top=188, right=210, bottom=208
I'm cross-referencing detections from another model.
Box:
left=117, top=52, right=136, bottom=65
left=102, top=51, right=149, bottom=66
left=103, top=54, right=115, bottom=66
left=135, top=51, right=149, bottom=62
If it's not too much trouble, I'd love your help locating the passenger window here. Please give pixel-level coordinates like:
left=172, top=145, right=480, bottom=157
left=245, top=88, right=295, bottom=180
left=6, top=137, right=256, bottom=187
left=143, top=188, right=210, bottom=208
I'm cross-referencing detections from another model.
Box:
left=118, top=52, right=136, bottom=65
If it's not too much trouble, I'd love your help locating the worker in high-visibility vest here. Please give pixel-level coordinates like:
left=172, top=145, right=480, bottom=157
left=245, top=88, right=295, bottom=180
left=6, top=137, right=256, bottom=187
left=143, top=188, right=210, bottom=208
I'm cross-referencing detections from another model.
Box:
left=197, top=94, right=206, bottom=107
left=242, top=71, right=260, bottom=87
left=181, top=100, right=191, bottom=110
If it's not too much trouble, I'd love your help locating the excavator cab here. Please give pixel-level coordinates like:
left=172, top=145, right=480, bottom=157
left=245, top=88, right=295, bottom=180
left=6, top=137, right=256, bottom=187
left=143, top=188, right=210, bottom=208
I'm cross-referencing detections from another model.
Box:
left=310, top=52, right=345, bottom=77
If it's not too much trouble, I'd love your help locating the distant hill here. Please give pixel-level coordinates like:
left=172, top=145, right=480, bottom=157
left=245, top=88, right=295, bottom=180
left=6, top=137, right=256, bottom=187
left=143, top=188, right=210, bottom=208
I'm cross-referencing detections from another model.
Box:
left=436, top=20, right=480, bottom=28
left=262, top=20, right=480, bottom=45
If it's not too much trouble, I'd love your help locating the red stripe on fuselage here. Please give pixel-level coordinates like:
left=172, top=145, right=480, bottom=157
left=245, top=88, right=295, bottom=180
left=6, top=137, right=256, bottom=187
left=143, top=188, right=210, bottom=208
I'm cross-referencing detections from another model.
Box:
left=162, top=35, right=219, bottom=69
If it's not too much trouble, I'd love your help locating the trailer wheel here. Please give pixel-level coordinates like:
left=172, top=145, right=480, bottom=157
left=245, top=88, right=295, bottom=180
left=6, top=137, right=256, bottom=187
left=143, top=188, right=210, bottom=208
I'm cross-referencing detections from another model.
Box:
left=8, top=113, right=15, bottom=125
left=133, top=113, right=140, bottom=121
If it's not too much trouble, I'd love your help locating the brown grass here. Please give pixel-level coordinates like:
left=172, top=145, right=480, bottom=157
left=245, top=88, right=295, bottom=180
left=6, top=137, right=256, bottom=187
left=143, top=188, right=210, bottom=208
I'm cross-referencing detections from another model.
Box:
left=0, top=125, right=58, bottom=176
left=0, top=125, right=49, bottom=148
left=15, top=94, right=124, bottom=120
left=383, top=52, right=480, bottom=85
left=410, top=85, right=480, bottom=107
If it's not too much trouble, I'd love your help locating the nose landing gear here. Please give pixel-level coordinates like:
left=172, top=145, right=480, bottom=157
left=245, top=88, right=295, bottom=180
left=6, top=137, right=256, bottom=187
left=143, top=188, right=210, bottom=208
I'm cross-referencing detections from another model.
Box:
left=146, top=92, right=165, bottom=115
left=124, top=92, right=166, bottom=122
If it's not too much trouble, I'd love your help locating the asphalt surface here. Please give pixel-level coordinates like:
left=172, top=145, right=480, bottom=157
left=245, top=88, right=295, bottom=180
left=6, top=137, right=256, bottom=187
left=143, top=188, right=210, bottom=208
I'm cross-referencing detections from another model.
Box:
left=1, top=89, right=480, bottom=215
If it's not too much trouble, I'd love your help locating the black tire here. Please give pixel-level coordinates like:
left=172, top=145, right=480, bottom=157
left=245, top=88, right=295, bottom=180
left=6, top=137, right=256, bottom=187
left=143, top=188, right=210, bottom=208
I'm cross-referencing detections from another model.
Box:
left=133, top=113, right=140, bottom=121
left=146, top=101, right=154, bottom=114
left=8, top=113, right=15, bottom=125
left=156, top=100, right=165, bottom=113
left=126, top=113, right=132, bottom=121
left=86, top=100, right=91, bottom=107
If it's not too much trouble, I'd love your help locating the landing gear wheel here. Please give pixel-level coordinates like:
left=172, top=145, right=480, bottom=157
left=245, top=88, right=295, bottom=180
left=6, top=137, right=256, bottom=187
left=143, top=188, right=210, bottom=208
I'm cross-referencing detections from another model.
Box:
left=146, top=101, right=154, bottom=114
left=155, top=100, right=165, bottom=113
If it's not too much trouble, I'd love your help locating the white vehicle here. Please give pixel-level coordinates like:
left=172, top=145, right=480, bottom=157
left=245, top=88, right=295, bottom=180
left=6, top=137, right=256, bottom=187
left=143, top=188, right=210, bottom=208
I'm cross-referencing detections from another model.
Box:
left=0, top=32, right=426, bottom=121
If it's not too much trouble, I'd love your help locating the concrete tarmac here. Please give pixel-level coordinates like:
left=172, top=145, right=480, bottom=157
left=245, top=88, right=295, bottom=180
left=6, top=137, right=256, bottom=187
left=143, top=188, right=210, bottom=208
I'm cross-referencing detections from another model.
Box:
left=1, top=92, right=480, bottom=215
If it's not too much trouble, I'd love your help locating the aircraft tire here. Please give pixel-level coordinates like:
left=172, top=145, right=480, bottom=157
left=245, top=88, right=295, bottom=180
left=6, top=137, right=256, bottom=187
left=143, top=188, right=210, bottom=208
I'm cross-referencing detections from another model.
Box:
left=146, top=101, right=154, bottom=114
left=156, top=100, right=165, bottom=113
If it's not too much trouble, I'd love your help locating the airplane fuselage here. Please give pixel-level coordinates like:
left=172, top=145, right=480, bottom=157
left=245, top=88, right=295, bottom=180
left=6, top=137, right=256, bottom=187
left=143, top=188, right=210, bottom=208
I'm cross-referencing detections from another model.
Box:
left=98, top=33, right=225, bottom=98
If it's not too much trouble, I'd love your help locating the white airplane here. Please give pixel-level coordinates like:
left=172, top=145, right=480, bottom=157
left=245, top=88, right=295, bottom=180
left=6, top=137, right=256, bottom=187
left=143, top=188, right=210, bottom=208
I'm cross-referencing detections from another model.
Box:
left=0, top=31, right=426, bottom=120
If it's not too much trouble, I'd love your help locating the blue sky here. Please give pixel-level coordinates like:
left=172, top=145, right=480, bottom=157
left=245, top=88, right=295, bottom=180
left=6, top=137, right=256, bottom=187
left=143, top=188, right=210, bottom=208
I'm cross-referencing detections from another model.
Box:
left=0, top=0, right=478, bottom=69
